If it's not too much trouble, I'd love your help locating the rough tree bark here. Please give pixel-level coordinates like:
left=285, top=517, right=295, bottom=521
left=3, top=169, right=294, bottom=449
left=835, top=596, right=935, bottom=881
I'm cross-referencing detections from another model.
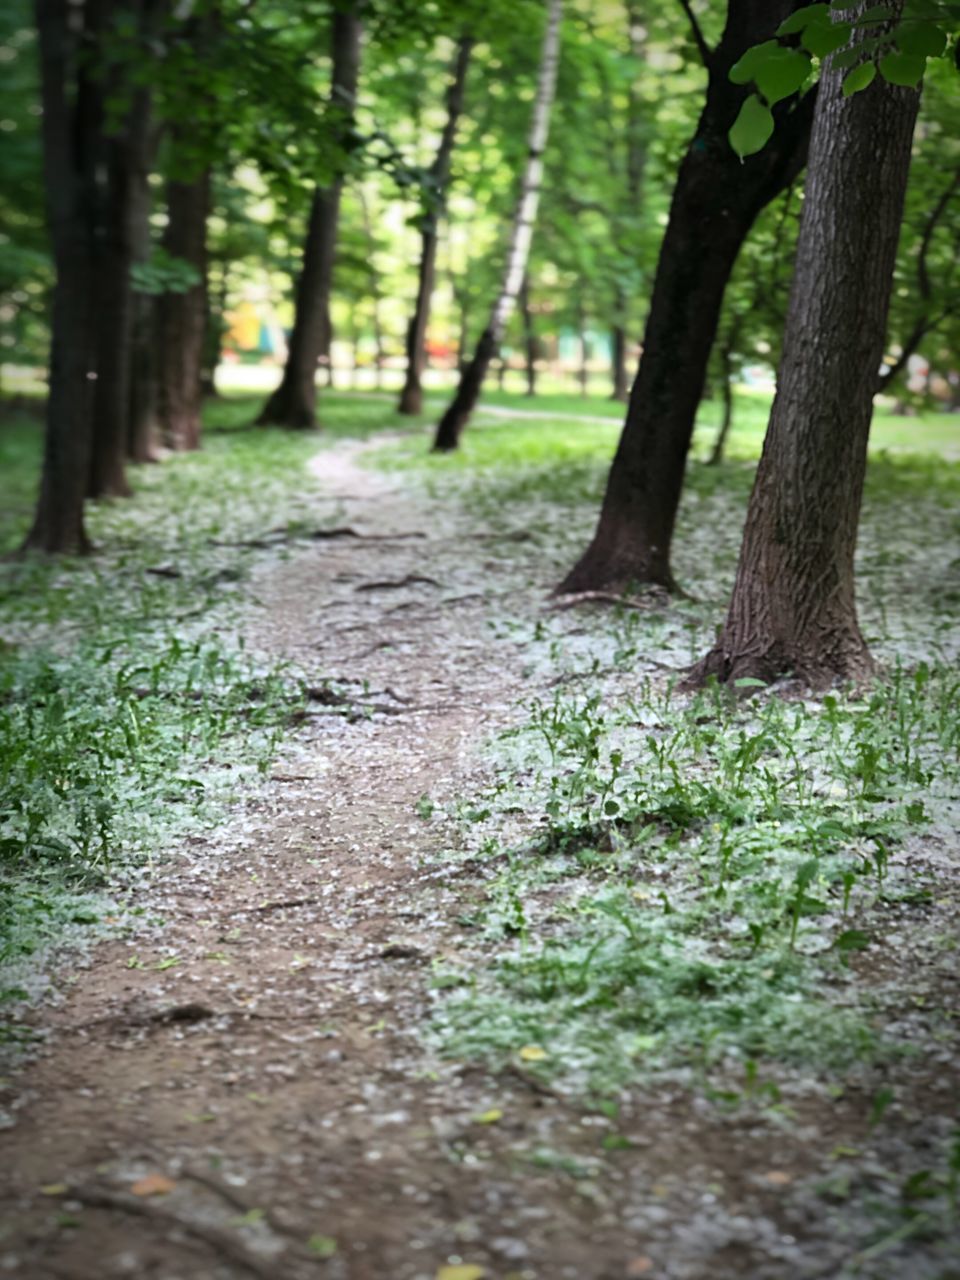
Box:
left=556, top=0, right=817, bottom=594
left=432, top=0, right=562, bottom=451
left=257, top=8, right=362, bottom=428
left=398, top=37, right=473, bottom=415
left=155, top=166, right=211, bottom=451
left=693, top=11, right=920, bottom=688
left=25, top=0, right=107, bottom=553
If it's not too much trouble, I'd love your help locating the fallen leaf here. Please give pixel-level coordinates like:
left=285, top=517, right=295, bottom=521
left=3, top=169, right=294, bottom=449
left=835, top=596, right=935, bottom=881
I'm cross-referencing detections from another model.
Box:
left=436, top=1267, right=486, bottom=1280
left=626, top=1258, right=655, bottom=1277
left=40, top=1183, right=69, bottom=1197
left=307, top=1234, right=337, bottom=1258
left=518, top=1045, right=548, bottom=1062
left=474, top=1108, right=503, bottom=1125
left=764, top=1170, right=793, bottom=1186
left=130, top=1174, right=176, bottom=1197
left=232, top=1208, right=265, bottom=1227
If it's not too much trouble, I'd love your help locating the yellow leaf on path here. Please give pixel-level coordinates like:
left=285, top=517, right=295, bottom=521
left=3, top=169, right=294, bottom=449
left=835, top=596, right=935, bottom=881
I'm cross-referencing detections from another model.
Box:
left=764, top=1170, right=793, bottom=1186
left=475, top=1108, right=503, bottom=1125
left=130, top=1175, right=176, bottom=1197
left=436, top=1267, right=486, bottom=1280
left=518, top=1045, right=548, bottom=1062
left=40, top=1183, right=69, bottom=1197
left=626, top=1258, right=655, bottom=1277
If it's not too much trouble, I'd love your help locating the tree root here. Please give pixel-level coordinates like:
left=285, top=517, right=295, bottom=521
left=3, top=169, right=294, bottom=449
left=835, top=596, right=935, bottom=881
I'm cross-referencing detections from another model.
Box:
left=547, top=587, right=671, bottom=612
left=68, top=1184, right=304, bottom=1279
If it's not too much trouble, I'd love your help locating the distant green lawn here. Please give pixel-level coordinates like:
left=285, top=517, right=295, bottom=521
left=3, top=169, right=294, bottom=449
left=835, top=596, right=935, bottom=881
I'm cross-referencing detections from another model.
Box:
left=3, top=385, right=957, bottom=553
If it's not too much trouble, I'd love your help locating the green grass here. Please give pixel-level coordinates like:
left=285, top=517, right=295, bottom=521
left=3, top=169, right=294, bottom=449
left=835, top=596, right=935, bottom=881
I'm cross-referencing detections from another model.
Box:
left=427, top=665, right=959, bottom=1096
left=0, top=391, right=418, bottom=1033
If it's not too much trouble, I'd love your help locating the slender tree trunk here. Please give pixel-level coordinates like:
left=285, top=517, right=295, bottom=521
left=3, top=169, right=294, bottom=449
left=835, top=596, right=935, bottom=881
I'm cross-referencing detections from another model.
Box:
left=693, top=9, right=919, bottom=688
left=433, top=0, right=562, bottom=451
left=200, top=265, right=228, bottom=398
left=258, top=9, right=362, bottom=427
left=399, top=38, right=472, bottom=415
left=707, top=328, right=739, bottom=466
left=610, top=316, right=629, bottom=401
left=557, top=0, right=817, bottom=593
left=156, top=166, right=210, bottom=450
left=24, top=0, right=104, bottom=554
left=578, top=307, right=589, bottom=397
left=520, top=277, right=537, bottom=396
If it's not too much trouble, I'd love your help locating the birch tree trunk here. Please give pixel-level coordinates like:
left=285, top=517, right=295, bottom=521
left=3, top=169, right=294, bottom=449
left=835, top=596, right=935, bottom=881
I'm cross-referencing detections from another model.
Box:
left=398, top=37, right=473, bottom=416
left=693, top=6, right=920, bottom=688
left=432, top=0, right=562, bottom=451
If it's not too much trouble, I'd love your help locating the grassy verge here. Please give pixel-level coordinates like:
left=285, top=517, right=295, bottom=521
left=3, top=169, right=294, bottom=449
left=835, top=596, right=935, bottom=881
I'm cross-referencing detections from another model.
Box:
left=0, top=392, right=421, bottom=1037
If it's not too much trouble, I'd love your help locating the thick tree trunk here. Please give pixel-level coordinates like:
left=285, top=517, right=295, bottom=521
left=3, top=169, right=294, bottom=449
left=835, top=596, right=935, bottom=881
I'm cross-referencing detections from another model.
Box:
left=693, top=9, right=919, bottom=688
left=433, top=0, right=562, bottom=452
left=24, top=0, right=103, bottom=554
left=556, top=0, right=817, bottom=594
left=398, top=38, right=472, bottom=416
left=156, top=167, right=210, bottom=451
left=88, top=2, right=161, bottom=490
left=258, top=10, right=362, bottom=427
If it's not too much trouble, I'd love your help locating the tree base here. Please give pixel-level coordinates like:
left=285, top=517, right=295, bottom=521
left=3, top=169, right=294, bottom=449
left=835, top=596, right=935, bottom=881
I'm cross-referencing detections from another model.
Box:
left=555, top=534, right=678, bottom=597
left=397, top=381, right=423, bottom=416
left=686, top=637, right=875, bottom=693
left=256, top=386, right=317, bottom=430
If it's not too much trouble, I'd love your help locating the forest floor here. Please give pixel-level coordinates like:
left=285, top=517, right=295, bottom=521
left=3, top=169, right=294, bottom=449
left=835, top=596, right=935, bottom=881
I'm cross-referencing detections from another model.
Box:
left=1, top=396, right=959, bottom=1280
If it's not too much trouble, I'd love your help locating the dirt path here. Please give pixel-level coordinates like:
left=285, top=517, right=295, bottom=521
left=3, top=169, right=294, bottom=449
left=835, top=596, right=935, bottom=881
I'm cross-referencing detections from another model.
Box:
left=0, top=441, right=953, bottom=1280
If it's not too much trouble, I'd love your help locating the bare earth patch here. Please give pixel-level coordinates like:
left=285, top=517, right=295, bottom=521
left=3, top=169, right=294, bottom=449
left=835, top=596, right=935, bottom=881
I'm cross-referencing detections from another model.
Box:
left=1, top=439, right=957, bottom=1280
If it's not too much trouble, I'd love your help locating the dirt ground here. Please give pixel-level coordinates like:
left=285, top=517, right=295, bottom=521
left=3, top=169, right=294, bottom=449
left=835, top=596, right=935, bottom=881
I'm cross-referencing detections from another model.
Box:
left=1, top=441, right=957, bottom=1280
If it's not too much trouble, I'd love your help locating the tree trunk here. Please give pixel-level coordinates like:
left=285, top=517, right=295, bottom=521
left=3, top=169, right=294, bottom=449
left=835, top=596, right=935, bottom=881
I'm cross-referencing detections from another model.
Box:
left=707, top=330, right=738, bottom=466
left=433, top=0, right=562, bottom=452
left=610, top=318, right=629, bottom=401
left=24, top=0, right=103, bottom=553
left=693, top=9, right=919, bottom=688
left=200, top=265, right=228, bottom=398
left=258, top=9, right=362, bottom=427
left=520, top=277, right=537, bottom=396
left=556, top=0, right=817, bottom=594
left=399, top=38, right=472, bottom=415
left=155, top=166, right=210, bottom=451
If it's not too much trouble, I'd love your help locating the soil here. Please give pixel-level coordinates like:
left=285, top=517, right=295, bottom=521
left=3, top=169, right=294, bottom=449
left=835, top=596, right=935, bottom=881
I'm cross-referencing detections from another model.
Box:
left=1, top=440, right=957, bottom=1280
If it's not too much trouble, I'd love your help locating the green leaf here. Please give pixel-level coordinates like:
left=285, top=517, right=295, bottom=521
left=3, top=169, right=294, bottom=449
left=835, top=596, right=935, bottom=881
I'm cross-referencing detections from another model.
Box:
left=852, top=3, right=896, bottom=22
left=878, top=49, right=927, bottom=84
left=896, top=21, right=947, bottom=56
left=833, top=36, right=880, bottom=68
left=733, top=676, right=768, bottom=688
left=306, top=1235, right=337, bottom=1258
left=835, top=929, right=871, bottom=953
left=802, top=18, right=852, bottom=56
left=842, top=61, right=878, bottom=94
left=777, top=4, right=830, bottom=36
left=756, top=49, right=813, bottom=103
left=730, top=95, right=775, bottom=158
left=729, top=41, right=781, bottom=85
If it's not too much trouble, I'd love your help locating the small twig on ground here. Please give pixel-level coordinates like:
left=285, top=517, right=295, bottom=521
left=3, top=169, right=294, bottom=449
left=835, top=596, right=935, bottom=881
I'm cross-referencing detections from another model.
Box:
left=245, top=896, right=321, bottom=914
left=547, top=588, right=670, bottom=612
left=355, top=573, right=441, bottom=591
